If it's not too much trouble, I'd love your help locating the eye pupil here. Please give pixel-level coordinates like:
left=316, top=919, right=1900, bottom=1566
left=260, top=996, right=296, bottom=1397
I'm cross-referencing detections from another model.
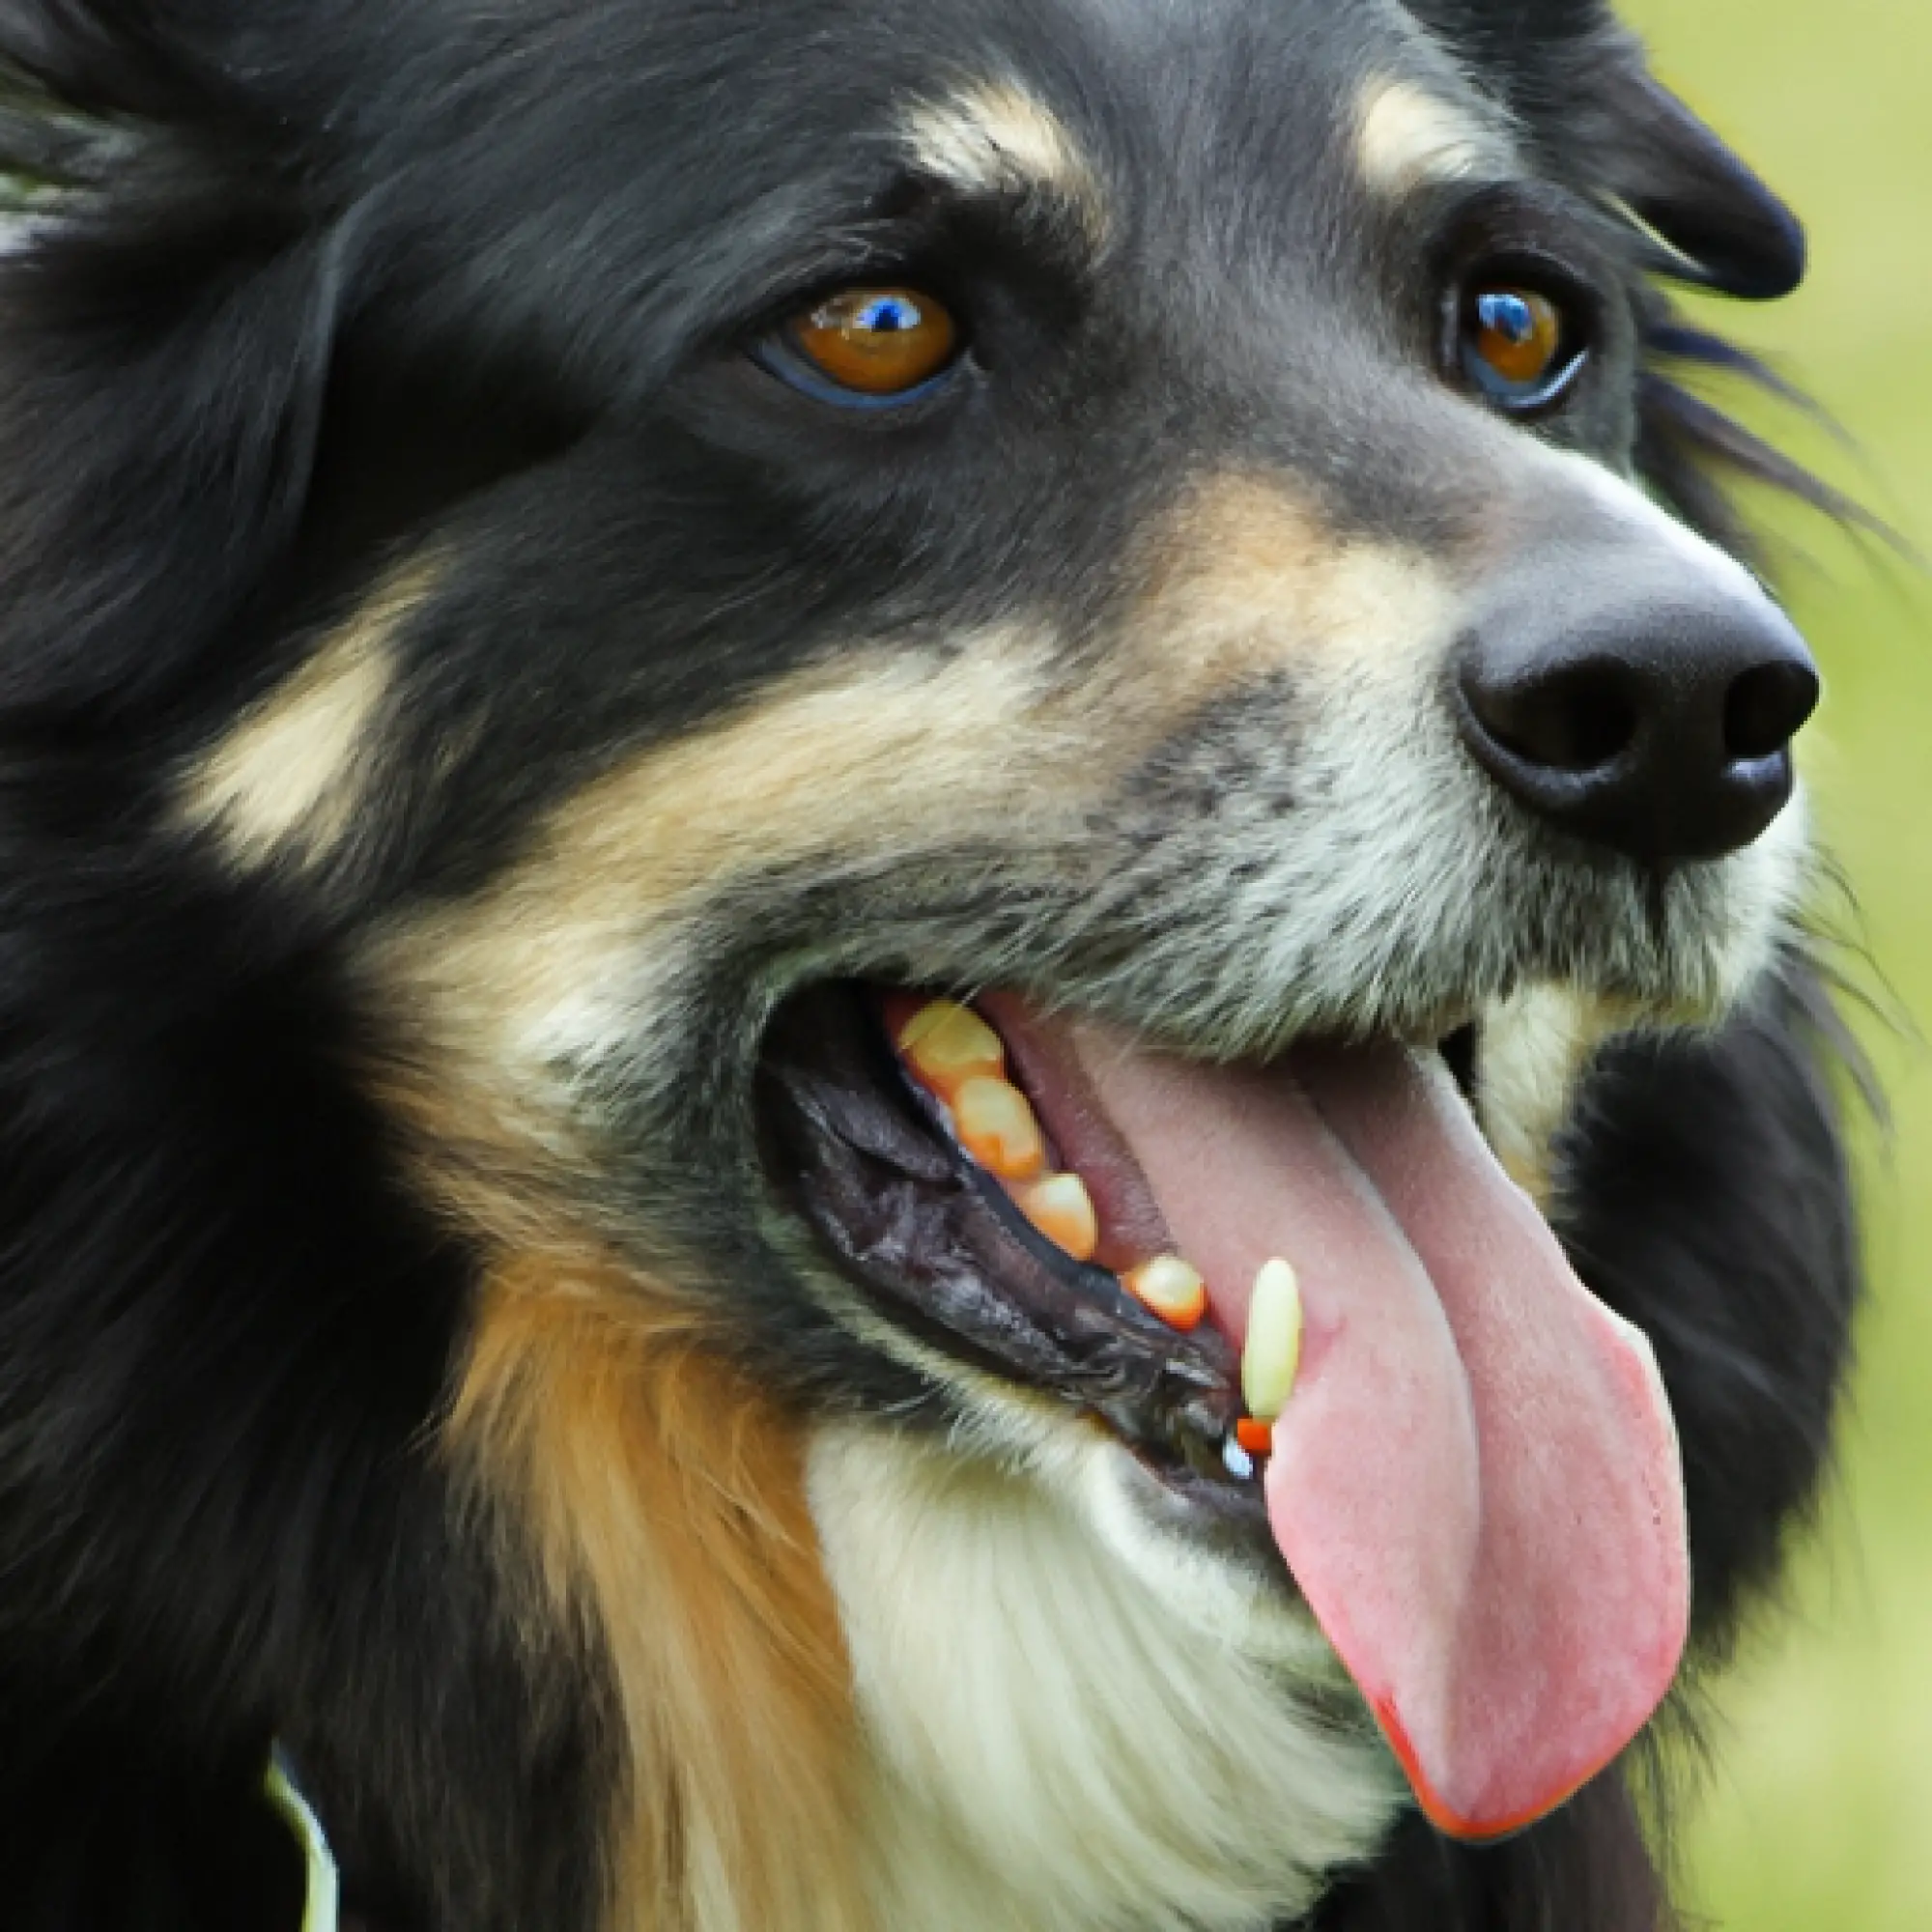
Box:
left=1477, top=291, right=1537, bottom=345
left=859, top=296, right=918, bottom=333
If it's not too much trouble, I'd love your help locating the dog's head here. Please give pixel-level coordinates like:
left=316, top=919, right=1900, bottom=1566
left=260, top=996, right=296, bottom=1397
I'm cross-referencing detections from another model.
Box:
left=0, top=0, right=1826, bottom=1918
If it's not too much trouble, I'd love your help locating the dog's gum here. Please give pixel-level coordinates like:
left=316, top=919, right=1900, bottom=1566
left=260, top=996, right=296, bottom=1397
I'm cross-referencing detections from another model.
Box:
left=1012, top=1171, right=1100, bottom=1262
left=1121, top=1255, right=1208, bottom=1332
left=1241, top=1258, right=1302, bottom=1423
left=897, top=999, right=1006, bottom=1099
left=952, top=1074, right=1048, bottom=1181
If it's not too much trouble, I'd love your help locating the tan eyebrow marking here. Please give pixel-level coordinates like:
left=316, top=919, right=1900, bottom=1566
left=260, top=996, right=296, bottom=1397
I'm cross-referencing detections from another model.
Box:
left=176, top=556, right=441, bottom=873
left=1356, top=76, right=1518, bottom=196
left=901, top=78, right=1110, bottom=246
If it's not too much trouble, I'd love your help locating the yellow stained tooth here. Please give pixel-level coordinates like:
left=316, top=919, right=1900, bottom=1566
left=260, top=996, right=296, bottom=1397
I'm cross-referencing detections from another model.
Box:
left=952, top=1074, right=1047, bottom=1180
left=1242, top=1258, right=1303, bottom=1423
left=898, top=999, right=1006, bottom=1099
left=1122, top=1255, right=1208, bottom=1332
left=1014, top=1173, right=1099, bottom=1263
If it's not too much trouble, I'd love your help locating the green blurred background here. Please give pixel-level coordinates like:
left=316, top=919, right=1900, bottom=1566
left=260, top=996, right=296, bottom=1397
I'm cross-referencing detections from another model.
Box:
left=1620, top=2, right=1932, bottom=1925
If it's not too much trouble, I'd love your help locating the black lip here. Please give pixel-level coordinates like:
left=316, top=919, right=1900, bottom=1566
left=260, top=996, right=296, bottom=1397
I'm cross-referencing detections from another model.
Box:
left=1441, top=1023, right=1480, bottom=1102
left=891, top=1043, right=1130, bottom=1304
left=757, top=982, right=1262, bottom=1509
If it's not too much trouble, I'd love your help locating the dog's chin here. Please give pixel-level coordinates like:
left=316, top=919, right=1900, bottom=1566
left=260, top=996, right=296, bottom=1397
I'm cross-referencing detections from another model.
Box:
left=952, top=1386, right=1340, bottom=1665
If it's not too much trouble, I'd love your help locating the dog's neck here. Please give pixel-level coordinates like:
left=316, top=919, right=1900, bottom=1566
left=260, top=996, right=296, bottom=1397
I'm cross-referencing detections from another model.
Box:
left=809, top=1425, right=1404, bottom=1932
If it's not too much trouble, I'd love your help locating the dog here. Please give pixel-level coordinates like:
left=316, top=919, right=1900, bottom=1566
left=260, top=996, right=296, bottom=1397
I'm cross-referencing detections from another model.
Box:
left=0, top=1, right=1862, bottom=1928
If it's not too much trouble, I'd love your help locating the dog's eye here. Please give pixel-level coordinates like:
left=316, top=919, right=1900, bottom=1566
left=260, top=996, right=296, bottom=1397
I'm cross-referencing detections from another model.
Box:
left=1459, top=285, right=1584, bottom=412
left=760, top=287, right=963, bottom=405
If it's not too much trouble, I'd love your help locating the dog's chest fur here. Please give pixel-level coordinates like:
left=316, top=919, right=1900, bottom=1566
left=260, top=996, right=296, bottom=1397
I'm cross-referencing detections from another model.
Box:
left=808, top=1428, right=1403, bottom=1932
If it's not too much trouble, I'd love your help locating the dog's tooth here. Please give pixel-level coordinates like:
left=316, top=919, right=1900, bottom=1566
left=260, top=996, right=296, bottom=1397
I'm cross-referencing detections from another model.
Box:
left=897, top=1000, right=1005, bottom=1099
left=1121, top=1256, right=1208, bottom=1332
left=1242, top=1259, right=1302, bottom=1424
left=952, top=1075, right=1047, bottom=1181
left=1222, top=1435, right=1258, bottom=1482
left=1014, top=1172, right=1099, bottom=1263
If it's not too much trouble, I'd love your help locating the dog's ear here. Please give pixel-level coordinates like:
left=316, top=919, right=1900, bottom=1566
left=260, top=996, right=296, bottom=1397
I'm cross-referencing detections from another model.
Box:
left=1407, top=3, right=1805, bottom=301
left=0, top=3, right=351, bottom=718
left=1579, top=50, right=1805, bottom=301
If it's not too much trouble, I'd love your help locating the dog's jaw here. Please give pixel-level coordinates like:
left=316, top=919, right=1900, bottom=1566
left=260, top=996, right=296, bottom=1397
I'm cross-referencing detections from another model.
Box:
left=809, top=1422, right=1405, bottom=1932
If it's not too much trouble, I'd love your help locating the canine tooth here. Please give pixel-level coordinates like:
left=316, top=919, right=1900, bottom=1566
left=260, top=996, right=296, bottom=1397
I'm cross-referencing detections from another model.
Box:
left=1222, top=1435, right=1257, bottom=1482
left=1013, top=1173, right=1099, bottom=1263
left=952, top=1075, right=1047, bottom=1180
left=1122, top=1256, right=1208, bottom=1332
left=1242, top=1259, right=1303, bottom=1423
left=898, top=1000, right=1005, bottom=1098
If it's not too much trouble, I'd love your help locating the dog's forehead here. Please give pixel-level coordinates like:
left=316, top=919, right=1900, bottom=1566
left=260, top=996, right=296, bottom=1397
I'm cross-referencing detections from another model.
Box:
left=976, top=0, right=1486, bottom=130
left=726, top=0, right=1510, bottom=216
left=893, top=0, right=1514, bottom=225
left=418, top=0, right=1519, bottom=314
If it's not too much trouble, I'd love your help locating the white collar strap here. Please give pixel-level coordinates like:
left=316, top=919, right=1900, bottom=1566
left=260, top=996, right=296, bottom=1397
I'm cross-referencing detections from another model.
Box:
left=265, top=1749, right=342, bottom=1932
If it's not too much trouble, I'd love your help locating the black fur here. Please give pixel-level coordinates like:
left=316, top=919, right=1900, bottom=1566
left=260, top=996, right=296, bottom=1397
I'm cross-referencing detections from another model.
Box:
left=0, top=2, right=1861, bottom=1928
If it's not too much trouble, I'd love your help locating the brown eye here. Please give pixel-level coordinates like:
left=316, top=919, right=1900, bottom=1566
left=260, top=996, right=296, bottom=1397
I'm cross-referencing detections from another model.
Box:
left=1460, top=285, right=1582, bottom=412
left=784, top=287, right=961, bottom=399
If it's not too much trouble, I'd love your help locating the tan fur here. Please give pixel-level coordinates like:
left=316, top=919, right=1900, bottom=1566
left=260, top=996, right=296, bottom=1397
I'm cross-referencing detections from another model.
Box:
left=903, top=79, right=1111, bottom=246
left=352, top=637, right=1064, bottom=1154
left=176, top=558, right=439, bottom=871
left=1475, top=984, right=1632, bottom=1204
left=352, top=474, right=1456, bottom=1148
left=1133, top=472, right=1457, bottom=678
left=1354, top=76, right=1515, bottom=196
left=445, top=1249, right=866, bottom=1932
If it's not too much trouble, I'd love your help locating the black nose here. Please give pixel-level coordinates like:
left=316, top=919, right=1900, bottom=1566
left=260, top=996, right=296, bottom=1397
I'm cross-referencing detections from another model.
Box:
left=1454, top=587, right=1820, bottom=865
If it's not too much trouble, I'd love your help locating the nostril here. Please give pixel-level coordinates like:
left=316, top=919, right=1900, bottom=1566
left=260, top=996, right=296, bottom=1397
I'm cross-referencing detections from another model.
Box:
left=1724, top=659, right=1821, bottom=762
left=1470, top=659, right=1641, bottom=774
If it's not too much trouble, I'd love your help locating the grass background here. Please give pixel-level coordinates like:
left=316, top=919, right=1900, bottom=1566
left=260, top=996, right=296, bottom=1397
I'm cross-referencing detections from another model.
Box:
left=1618, top=2, right=1932, bottom=1925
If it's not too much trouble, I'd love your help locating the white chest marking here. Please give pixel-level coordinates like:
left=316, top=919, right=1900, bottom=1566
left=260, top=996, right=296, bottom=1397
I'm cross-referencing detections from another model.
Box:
left=810, top=1425, right=1403, bottom=1932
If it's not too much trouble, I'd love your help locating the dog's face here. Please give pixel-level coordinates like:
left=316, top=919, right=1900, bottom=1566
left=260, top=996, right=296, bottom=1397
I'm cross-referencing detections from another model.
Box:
left=0, top=0, right=1828, bottom=1923
left=165, top=9, right=1806, bottom=1286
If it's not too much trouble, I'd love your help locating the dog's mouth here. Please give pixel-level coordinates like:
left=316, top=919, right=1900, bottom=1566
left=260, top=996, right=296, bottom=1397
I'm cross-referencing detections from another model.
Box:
left=760, top=980, right=1691, bottom=1842
left=762, top=983, right=1263, bottom=1496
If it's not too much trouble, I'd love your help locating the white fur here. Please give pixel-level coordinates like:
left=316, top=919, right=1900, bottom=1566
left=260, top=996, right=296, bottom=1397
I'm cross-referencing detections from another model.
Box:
left=810, top=1421, right=1403, bottom=1932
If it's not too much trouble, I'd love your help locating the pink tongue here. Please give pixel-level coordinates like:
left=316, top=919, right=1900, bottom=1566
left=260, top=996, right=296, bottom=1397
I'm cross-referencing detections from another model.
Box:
left=1069, top=1029, right=1689, bottom=1840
